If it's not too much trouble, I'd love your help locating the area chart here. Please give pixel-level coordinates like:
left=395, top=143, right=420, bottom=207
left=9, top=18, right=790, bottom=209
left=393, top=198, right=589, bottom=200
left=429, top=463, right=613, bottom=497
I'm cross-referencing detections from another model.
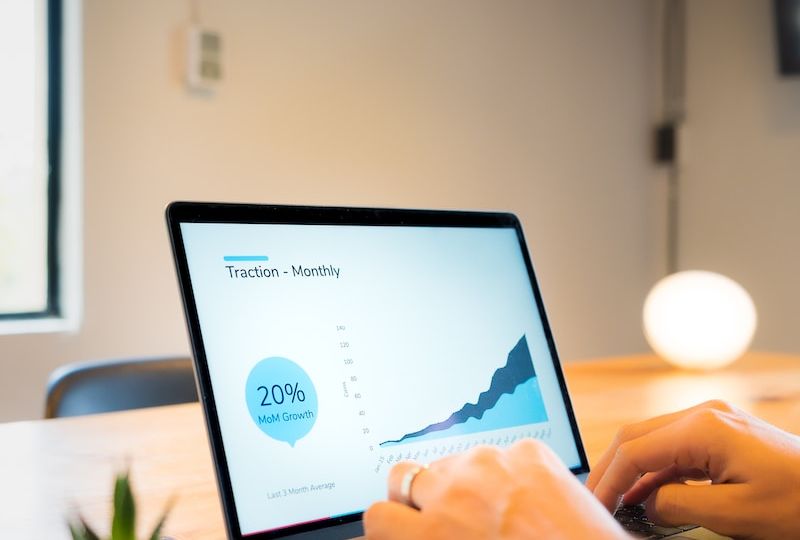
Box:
left=380, top=335, right=548, bottom=447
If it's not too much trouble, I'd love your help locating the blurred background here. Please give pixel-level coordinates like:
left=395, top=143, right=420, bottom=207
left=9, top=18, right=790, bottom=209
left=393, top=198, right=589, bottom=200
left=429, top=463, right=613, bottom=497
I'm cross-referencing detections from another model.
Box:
left=0, top=0, right=798, bottom=422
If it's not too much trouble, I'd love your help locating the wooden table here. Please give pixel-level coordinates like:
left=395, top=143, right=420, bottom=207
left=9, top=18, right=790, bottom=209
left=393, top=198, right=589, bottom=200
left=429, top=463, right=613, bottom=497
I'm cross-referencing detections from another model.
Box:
left=1, top=352, right=798, bottom=539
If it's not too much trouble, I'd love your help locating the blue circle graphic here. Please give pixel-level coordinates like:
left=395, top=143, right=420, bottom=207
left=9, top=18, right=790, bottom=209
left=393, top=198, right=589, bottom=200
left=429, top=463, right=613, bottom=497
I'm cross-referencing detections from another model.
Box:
left=245, top=357, right=318, bottom=447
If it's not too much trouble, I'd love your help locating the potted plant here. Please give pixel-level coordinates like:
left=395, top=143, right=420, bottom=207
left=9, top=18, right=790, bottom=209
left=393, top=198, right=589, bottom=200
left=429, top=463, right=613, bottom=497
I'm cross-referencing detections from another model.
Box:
left=69, top=471, right=171, bottom=540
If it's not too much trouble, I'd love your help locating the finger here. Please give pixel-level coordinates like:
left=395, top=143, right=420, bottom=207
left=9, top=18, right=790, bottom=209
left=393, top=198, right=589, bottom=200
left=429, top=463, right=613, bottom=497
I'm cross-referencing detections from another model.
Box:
left=387, top=461, right=419, bottom=504
left=387, top=462, right=425, bottom=505
left=587, top=408, right=695, bottom=490
left=586, top=400, right=732, bottom=491
left=508, top=438, right=562, bottom=469
left=622, top=468, right=680, bottom=506
left=593, top=410, right=727, bottom=511
left=364, top=501, right=425, bottom=540
left=646, top=483, right=749, bottom=536
left=622, top=466, right=707, bottom=505
left=507, top=438, right=575, bottom=484
left=387, top=461, right=443, bottom=510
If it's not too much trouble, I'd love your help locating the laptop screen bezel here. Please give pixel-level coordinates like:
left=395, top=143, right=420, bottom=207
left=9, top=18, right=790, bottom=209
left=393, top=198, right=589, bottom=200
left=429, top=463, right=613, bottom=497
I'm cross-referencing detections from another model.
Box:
left=166, top=201, right=590, bottom=539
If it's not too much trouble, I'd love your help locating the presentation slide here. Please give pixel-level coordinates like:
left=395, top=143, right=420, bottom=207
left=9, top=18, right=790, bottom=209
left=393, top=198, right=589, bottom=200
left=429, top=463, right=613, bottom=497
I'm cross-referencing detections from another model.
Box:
left=181, top=223, right=581, bottom=536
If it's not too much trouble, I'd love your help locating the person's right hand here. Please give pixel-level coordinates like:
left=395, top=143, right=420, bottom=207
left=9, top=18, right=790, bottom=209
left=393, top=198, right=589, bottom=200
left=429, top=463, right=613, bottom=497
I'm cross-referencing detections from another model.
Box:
left=586, top=400, right=800, bottom=540
left=365, top=440, right=627, bottom=540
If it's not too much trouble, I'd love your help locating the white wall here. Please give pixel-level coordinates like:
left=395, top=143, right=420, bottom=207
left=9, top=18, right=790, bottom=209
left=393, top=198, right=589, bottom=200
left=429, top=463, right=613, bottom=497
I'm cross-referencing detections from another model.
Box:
left=680, top=0, right=800, bottom=353
left=0, top=0, right=658, bottom=422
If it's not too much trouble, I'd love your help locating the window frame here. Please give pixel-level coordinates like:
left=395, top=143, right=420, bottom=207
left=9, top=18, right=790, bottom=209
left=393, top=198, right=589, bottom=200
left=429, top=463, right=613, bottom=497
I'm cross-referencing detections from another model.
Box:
left=0, top=0, right=82, bottom=334
left=45, top=0, right=63, bottom=320
left=0, top=0, right=60, bottom=321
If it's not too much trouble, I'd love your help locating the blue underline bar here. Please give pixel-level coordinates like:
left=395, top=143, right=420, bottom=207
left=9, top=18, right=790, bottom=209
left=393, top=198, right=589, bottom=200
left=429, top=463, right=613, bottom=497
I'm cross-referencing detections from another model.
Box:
left=223, top=255, right=269, bottom=262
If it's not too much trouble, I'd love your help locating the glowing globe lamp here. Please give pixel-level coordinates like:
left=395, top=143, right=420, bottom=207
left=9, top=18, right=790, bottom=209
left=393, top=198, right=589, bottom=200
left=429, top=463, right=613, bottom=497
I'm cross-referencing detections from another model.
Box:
left=643, top=271, right=757, bottom=370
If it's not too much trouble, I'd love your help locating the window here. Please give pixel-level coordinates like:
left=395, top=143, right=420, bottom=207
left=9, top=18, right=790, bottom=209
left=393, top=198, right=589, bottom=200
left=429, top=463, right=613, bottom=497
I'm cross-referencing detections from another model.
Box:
left=0, top=0, right=61, bottom=320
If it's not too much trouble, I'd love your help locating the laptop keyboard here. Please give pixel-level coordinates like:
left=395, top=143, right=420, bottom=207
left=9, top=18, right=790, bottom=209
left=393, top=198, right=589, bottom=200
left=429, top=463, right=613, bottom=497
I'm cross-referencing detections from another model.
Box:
left=614, top=504, right=698, bottom=539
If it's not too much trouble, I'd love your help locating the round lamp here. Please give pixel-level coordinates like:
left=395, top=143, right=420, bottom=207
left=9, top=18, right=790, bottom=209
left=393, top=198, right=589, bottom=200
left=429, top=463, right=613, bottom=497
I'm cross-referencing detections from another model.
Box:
left=643, top=270, right=757, bottom=370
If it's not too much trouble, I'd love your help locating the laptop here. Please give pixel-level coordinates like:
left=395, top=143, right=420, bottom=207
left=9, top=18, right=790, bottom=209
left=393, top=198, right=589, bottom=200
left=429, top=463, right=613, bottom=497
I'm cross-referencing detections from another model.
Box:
left=167, top=202, right=728, bottom=540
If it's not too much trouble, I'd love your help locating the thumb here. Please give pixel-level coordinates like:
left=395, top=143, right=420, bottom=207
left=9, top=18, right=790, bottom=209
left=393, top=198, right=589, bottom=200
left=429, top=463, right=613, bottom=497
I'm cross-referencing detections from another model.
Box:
left=647, top=483, right=749, bottom=536
left=364, top=501, right=425, bottom=540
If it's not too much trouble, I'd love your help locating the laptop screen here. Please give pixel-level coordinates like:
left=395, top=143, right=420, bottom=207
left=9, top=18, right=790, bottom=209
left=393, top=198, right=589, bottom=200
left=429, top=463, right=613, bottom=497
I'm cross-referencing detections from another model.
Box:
left=178, top=219, right=584, bottom=537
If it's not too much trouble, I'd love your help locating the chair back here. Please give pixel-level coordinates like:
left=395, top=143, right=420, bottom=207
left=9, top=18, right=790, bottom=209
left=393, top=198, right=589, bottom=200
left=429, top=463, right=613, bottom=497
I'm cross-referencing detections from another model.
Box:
left=45, top=356, right=198, bottom=418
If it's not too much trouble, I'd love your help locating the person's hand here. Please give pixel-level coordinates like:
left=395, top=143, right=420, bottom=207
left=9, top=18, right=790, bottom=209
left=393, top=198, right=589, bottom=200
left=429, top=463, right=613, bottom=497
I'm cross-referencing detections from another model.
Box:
left=365, top=439, right=627, bottom=540
left=587, top=400, right=800, bottom=539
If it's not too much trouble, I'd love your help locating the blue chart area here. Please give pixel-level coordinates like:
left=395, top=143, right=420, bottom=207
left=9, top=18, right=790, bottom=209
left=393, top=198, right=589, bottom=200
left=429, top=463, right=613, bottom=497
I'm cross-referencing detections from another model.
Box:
left=380, top=335, right=548, bottom=447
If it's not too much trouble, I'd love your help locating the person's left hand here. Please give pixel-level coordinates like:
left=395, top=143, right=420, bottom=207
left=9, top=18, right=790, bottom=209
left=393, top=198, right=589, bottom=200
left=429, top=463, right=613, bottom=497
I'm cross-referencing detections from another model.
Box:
left=364, top=439, right=627, bottom=540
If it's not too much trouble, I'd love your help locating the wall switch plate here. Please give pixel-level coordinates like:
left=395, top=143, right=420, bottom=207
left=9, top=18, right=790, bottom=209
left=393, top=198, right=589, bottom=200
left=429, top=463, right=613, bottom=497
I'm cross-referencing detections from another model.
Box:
left=186, top=25, right=222, bottom=92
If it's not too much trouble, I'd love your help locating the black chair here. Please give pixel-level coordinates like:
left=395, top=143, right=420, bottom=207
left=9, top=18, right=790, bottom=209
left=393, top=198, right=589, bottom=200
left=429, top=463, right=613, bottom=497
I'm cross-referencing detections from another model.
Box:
left=44, top=356, right=198, bottom=418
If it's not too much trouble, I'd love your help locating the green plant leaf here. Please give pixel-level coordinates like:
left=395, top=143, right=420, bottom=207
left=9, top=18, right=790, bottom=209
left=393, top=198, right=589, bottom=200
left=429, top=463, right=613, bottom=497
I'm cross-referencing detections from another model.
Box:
left=79, top=516, right=101, bottom=540
left=148, top=496, right=175, bottom=540
left=68, top=515, right=101, bottom=540
left=147, top=512, right=167, bottom=540
left=111, top=471, right=136, bottom=540
left=68, top=521, right=86, bottom=540
left=149, top=495, right=176, bottom=540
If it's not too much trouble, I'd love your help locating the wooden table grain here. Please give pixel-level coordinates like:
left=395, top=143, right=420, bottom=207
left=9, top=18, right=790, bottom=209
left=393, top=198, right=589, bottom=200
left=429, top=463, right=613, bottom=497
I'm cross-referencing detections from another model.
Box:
left=1, top=352, right=797, bottom=539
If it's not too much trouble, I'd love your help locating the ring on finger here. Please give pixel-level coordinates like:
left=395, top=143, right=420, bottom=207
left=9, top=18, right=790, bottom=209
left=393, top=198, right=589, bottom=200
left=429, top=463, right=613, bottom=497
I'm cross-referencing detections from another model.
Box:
left=398, top=464, right=428, bottom=510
